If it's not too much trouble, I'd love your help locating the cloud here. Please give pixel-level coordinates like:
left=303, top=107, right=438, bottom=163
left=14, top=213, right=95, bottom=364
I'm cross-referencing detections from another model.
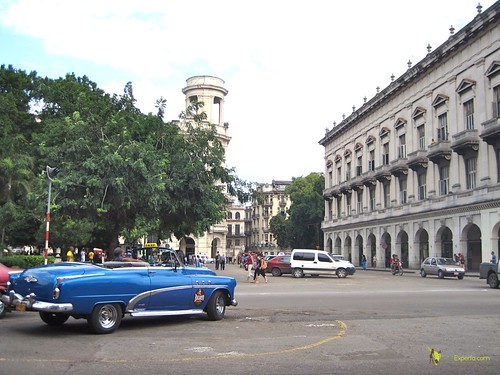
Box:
left=1, top=0, right=495, bottom=182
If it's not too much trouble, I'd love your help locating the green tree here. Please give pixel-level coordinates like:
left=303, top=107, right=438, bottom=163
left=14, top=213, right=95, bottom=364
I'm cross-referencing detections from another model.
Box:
left=270, top=173, right=325, bottom=249
left=0, top=65, right=40, bottom=249
left=0, top=68, right=252, bottom=255
left=33, top=75, right=242, bottom=254
left=269, top=212, right=290, bottom=249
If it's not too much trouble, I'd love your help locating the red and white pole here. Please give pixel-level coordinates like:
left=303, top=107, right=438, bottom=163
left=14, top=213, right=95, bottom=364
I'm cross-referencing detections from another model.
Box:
left=44, top=177, right=52, bottom=265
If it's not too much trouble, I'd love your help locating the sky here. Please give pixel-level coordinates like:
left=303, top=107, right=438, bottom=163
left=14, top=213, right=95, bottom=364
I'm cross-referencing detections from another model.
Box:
left=0, top=0, right=497, bottom=183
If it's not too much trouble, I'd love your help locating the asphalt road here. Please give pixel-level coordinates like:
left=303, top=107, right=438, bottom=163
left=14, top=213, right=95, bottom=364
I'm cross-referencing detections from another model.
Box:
left=1, top=264, right=499, bottom=375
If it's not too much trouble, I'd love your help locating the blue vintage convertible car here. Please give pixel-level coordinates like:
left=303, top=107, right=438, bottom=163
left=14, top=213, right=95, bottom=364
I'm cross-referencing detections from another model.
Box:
left=1, top=249, right=237, bottom=334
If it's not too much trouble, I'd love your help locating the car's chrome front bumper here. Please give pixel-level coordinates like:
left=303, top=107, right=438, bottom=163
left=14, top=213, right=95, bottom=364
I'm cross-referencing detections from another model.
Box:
left=1, top=290, right=73, bottom=313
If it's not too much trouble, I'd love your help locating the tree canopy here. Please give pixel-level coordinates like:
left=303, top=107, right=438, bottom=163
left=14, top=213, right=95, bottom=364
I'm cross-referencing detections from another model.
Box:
left=0, top=65, right=249, bottom=254
left=270, top=173, right=325, bottom=249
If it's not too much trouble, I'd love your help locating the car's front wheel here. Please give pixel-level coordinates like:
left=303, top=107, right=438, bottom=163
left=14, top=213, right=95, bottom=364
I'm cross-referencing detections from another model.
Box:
left=457, top=274, right=464, bottom=280
left=438, top=270, right=445, bottom=279
left=336, top=268, right=348, bottom=278
left=88, top=303, right=122, bottom=334
left=39, top=312, right=70, bottom=326
left=0, top=301, right=6, bottom=319
left=206, top=290, right=226, bottom=321
left=271, top=268, right=282, bottom=277
left=487, top=272, right=500, bottom=289
left=292, top=268, right=304, bottom=278
left=420, top=269, right=427, bottom=277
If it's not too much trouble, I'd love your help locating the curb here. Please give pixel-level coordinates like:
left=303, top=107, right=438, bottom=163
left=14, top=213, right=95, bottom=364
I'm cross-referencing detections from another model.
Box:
left=356, top=267, right=479, bottom=278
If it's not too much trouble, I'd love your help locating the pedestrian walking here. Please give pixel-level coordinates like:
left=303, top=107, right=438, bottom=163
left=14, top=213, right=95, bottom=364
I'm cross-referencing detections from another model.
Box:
left=215, top=252, right=220, bottom=270
left=220, top=254, right=226, bottom=270
left=246, top=253, right=254, bottom=282
left=362, top=254, right=367, bottom=270
left=66, top=246, right=74, bottom=262
left=253, top=254, right=268, bottom=284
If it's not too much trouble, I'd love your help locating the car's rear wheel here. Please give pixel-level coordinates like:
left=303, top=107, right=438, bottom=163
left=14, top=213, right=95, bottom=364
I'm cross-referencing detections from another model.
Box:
left=487, top=273, right=500, bottom=289
left=420, top=269, right=427, bottom=277
left=88, top=303, right=122, bottom=334
left=39, top=312, right=70, bottom=326
left=271, top=268, right=282, bottom=277
left=292, top=268, right=304, bottom=278
left=336, top=268, right=348, bottom=278
left=206, top=290, right=226, bottom=321
left=0, top=302, right=6, bottom=319
left=438, top=270, right=444, bottom=279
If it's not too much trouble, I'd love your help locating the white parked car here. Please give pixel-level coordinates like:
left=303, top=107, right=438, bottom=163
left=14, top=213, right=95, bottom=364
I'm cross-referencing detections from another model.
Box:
left=290, top=249, right=356, bottom=278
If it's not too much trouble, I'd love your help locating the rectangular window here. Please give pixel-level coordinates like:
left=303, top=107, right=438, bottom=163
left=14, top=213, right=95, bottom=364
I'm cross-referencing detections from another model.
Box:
left=494, top=86, right=500, bottom=117
left=466, top=157, right=477, bottom=189
left=417, top=125, right=426, bottom=150
left=437, top=113, right=448, bottom=141
left=357, top=190, right=363, bottom=213
left=356, top=156, right=362, bottom=176
left=418, top=172, right=427, bottom=200
left=399, top=176, right=407, bottom=204
left=439, top=166, right=449, bottom=195
left=369, top=186, right=376, bottom=211
left=235, top=224, right=240, bottom=235
left=235, top=240, right=240, bottom=246
left=227, top=224, right=232, bottom=235
left=464, top=99, right=475, bottom=130
left=368, top=150, right=375, bottom=171
left=382, top=143, right=389, bottom=165
left=337, top=166, right=342, bottom=183
left=328, top=171, right=333, bottom=187
left=346, top=162, right=351, bottom=180
left=336, top=196, right=342, bottom=217
left=398, top=134, right=406, bottom=158
left=383, top=181, right=390, bottom=208
left=497, top=148, right=500, bottom=183
left=346, top=194, right=352, bottom=215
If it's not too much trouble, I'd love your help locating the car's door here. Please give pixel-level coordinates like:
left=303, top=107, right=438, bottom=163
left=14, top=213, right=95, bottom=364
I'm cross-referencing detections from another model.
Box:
left=280, top=256, right=291, bottom=273
left=147, top=267, right=194, bottom=311
left=317, top=252, right=334, bottom=274
left=427, top=257, right=438, bottom=275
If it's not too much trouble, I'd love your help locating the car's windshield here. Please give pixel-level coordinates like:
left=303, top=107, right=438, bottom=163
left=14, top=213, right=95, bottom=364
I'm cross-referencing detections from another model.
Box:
left=437, top=258, right=455, bottom=265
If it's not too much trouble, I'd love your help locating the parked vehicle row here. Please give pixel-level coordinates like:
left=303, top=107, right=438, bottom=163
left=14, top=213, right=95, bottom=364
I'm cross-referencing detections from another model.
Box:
left=266, top=252, right=477, bottom=282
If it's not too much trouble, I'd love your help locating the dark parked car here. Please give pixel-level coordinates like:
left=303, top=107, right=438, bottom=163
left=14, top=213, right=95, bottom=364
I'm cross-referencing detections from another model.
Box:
left=1, top=249, right=237, bottom=333
left=267, top=255, right=291, bottom=277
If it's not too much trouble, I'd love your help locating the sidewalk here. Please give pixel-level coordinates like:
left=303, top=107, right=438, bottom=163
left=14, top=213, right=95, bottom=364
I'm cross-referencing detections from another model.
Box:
left=359, top=266, right=479, bottom=278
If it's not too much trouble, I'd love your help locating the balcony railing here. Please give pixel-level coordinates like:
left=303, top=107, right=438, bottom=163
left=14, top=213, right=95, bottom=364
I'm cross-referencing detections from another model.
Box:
left=451, top=129, right=479, bottom=155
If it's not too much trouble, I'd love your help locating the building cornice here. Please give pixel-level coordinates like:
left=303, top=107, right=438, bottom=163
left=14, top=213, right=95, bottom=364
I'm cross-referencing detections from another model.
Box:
left=319, top=1, right=500, bottom=147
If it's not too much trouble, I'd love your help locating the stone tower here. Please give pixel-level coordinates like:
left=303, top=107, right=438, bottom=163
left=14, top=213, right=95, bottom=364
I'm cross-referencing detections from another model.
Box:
left=181, top=76, right=230, bottom=167
left=179, top=76, right=232, bottom=260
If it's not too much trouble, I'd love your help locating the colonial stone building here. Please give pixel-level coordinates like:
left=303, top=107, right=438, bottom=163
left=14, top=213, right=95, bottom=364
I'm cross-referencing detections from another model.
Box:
left=320, top=2, right=500, bottom=271
left=175, top=76, right=233, bottom=260
left=247, top=180, right=292, bottom=253
left=225, top=204, right=246, bottom=262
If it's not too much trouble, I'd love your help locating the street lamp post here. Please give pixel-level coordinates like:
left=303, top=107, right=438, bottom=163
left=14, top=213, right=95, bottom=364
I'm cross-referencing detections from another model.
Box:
left=44, top=166, right=59, bottom=265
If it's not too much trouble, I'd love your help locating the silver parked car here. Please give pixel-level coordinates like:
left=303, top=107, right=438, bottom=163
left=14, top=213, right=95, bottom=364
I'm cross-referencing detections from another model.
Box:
left=420, top=257, right=465, bottom=279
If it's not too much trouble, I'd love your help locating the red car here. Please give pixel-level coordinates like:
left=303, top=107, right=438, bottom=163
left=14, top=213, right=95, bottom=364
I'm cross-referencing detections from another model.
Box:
left=267, top=255, right=291, bottom=277
left=0, top=263, right=22, bottom=318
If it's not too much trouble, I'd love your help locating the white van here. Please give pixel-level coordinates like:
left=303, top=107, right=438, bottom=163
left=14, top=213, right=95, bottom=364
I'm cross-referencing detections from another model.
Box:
left=290, top=249, right=356, bottom=278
